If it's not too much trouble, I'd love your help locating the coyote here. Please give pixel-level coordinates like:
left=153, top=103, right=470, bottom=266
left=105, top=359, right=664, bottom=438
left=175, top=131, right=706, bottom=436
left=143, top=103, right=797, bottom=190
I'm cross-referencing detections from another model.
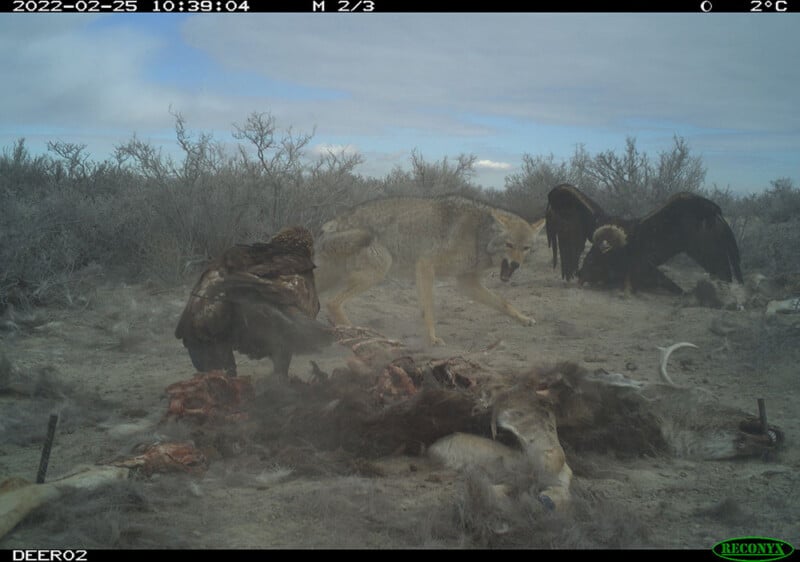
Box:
left=315, top=195, right=545, bottom=345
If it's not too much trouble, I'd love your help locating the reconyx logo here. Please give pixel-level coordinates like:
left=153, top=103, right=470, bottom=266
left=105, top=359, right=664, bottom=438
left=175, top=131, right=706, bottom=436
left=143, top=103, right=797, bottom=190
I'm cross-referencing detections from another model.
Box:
left=713, top=536, right=795, bottom=562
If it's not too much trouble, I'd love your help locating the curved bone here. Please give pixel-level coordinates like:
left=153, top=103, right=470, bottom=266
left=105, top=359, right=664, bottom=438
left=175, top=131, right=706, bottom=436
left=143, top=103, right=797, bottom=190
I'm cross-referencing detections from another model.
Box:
left=657, top=342, right=698, bottom=386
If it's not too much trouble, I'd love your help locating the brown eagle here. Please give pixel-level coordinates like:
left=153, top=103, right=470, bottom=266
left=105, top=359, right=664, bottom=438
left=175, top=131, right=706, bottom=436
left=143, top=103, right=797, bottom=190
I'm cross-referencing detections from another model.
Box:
left=545, top=183, right=743, bottom=293
left=174, top=226, right=333, bottom=377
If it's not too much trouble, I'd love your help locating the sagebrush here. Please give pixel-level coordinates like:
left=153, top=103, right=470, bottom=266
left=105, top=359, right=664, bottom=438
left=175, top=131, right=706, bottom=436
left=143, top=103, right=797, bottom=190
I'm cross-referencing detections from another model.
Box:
left=1, top=116, right=797, bottom=313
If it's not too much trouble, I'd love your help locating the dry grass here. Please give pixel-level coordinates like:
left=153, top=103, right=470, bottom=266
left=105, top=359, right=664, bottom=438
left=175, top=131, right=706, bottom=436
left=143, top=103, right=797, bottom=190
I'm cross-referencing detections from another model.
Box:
left=0, top=363, right=115, bottom=446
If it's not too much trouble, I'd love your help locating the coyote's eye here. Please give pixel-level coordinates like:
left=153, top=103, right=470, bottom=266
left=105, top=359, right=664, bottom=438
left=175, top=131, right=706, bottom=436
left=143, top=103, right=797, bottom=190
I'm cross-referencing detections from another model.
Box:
left=523, top=246, right=531, bottom=251
left=505, top=242, right=514, bottom=249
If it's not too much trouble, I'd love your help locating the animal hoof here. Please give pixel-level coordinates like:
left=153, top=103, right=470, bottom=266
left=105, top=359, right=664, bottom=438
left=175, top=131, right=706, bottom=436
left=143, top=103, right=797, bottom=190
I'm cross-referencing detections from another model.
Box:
left=430, top=336, right=447, bottom=346
left=538, top=493, right=556, bottom=511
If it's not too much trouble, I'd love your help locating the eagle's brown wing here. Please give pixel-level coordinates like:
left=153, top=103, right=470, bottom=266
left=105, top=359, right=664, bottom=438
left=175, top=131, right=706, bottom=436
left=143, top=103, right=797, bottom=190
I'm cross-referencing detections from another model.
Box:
left=174, top=263, right=238, bottom=374
left=223, top=270, right=332, bottom=358
left=222, top=225, right=316, bottom=276
left=546, top=184, right=606, bottom=281
left=632, top=192, right=743, bottom=283
left=175, top=225, right=331, bottom=376
left=223, top=247, right=315, bottom=278
left=222, top=225, right=329, bottom=358
left=174, top=265, right=232, bottom=344
left=245, top=254, right=316, bottom=279
left=222, top=270, right=321, bottom=318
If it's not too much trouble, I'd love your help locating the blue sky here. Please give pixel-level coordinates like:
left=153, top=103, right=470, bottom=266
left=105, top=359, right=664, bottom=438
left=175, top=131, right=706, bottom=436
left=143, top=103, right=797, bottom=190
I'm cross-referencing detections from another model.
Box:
left=0, top=13, right=798, bottom=193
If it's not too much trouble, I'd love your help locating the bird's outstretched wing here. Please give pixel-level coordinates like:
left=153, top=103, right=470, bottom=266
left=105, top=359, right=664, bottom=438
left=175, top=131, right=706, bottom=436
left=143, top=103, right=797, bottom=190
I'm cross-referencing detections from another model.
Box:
left=632, top=192, right=743, bottom=283
left=545, top=184, right=606, bottom=281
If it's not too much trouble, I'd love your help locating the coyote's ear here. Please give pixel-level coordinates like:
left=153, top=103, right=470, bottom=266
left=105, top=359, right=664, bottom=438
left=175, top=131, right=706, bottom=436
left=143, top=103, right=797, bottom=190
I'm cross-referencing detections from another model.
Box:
left=531, top=217, right=546, bottom=234
left=490, top=209, right=512, bottom=229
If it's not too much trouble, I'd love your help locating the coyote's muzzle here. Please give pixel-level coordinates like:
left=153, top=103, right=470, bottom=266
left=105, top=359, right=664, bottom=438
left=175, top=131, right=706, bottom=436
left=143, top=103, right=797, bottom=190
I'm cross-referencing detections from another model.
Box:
left=500, top=259, right=520, bottom=282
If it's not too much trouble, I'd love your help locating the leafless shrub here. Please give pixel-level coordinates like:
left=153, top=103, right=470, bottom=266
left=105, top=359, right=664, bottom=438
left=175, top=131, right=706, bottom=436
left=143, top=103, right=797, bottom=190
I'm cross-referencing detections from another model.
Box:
left=1, top=123, right=796, bottom=312
left=383, top=149, right=480, bottom=199
left=723, top=179, right=800, bottom=275
left=503, top=136, right=706, bottom=220
left=502, top=151, right=589, bottom=220
left=281, top=143, right=377, bottom=230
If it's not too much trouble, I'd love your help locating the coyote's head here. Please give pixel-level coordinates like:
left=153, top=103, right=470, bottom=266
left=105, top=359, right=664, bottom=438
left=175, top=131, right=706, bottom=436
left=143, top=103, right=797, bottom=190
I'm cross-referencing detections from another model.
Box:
left=487, top=212, right=545, bottom=282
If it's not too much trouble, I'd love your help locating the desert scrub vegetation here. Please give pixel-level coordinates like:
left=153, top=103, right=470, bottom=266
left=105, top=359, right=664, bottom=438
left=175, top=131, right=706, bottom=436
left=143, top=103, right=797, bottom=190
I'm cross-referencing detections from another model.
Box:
left=709, top=178, right=800, bottom=275
left=1, top=111, right=797, bottom=313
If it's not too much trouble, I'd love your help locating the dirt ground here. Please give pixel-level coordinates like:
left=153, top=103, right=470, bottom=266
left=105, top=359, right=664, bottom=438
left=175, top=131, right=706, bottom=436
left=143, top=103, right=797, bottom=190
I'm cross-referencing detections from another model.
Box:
left=1, top=240, right=798, bottom=550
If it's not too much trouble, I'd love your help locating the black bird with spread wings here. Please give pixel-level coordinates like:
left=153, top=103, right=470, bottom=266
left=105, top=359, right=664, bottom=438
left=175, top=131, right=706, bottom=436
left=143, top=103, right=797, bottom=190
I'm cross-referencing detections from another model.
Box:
left=545, top=183, right=743, bottom=294
left=175, top=226, right=333, bottom=377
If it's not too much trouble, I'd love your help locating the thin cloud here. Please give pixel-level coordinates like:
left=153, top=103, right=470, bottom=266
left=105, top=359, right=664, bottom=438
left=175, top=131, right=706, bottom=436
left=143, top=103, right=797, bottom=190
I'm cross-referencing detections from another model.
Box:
left=0, top=13, right=797, bottom=193
left=310, top=143, right=360, bottom=157
left=475, top=160, right=512, bottom=171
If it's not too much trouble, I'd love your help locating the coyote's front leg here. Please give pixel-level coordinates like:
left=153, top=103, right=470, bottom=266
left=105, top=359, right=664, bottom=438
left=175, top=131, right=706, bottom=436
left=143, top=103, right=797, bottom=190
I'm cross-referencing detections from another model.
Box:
left=416, top=258, right=446, bottom=346
left=456, top=273, right=534, bottom=327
